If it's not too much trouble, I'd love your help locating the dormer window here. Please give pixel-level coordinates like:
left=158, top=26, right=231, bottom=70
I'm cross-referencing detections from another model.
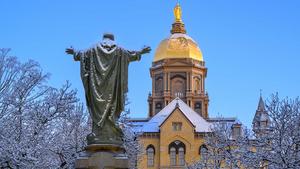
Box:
left=172, top=122, right=182, bottom=131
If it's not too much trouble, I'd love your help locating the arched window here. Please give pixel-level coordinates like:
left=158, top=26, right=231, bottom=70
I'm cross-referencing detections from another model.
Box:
left=169, top=140, right=186, bottom=166
left=194, top=78, right=200, bottom=94
left=178, top=147, right=185, bottom=166
left=155, top=102, right=162, bottom=113
left=171, top=75, right=186, bottom=98
left=146, top=145, right=155, bottom=167
left=155, top=77, right=163, bottom=95
left=170, top=147, right=176, bottom=166
left=155, top=102, right=162, bottom=109
left=193, top=76, right=202, bottom=94
left=199, top=145, right=208, bottom=159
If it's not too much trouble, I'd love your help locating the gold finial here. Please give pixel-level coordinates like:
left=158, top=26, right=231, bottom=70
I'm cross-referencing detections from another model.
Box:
left=174, top=3, right=182, bottom=22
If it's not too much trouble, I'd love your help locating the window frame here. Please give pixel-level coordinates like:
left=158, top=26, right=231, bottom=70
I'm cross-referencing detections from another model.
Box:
left=146, top=145, right=155, bottom=167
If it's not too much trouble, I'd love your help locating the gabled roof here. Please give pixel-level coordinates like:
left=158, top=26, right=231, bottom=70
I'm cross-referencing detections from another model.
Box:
left=159, top=107, right=196, bottom=129
left=141, top=98, right=212, bottom=133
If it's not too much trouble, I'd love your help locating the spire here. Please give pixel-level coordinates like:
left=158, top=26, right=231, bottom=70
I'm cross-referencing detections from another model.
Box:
left=257, top=95, right=266, bottom=111
left=252, top=94, right=271, bottom=135
left=171, top=2, right=186, bottom=34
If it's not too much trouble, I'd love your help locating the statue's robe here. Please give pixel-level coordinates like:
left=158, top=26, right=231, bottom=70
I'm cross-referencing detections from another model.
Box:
left=74, top=44, right=141, bottom=144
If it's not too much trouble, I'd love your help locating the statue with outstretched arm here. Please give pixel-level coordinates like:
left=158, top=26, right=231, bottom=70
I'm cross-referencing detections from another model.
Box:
left=66, top=33, right=151, bottom=145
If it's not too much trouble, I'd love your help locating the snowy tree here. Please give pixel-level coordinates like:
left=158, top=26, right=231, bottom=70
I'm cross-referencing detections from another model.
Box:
left=119, top=102, right=144, bottom=169
left=0, top=49, right=90, bottom=168
left=189, top=94, right=300, bottom=169
left=245, top=94, right=300, bottom=169
left=188, top=120, right=250, bottom=169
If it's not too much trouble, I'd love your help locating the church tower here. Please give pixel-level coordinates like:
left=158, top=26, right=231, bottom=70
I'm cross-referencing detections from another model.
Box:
left=252, top=95, right=271, bottom=135
left=148, top=3, right=209, bottom=118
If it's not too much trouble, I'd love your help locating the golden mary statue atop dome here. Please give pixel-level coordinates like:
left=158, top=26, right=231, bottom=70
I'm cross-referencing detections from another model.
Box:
left=174, top=3, right=182, bottom=22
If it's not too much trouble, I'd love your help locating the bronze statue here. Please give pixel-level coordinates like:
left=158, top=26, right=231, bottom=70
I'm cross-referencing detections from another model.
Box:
left=66, top=33, right=151, bottom=145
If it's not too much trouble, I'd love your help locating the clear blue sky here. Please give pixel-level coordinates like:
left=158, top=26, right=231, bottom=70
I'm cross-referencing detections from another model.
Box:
left=1, top=0, right=299, bottom=127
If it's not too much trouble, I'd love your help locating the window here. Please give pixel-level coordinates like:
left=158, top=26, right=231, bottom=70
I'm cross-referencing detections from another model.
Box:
left=155, top=102, right=162, bottom=113
left=194, top=102, right=202, bottom=109
left=178, top=147, right=185, bottom=165
left=194, top=102, right=202, bottom=116
left=170, top=147, right=176, bottom=166
left=193, top=76, right=202, bottom=94
left=171, top=76, right=186, bottom=98
left=147, top=145, right=155, bottom=167
left=155, top=103, right=162, bottom=109
left=155, top=77, right=163, bottom=95
left=199, top=145, right=208, bottom=159
left=169, top=141, right=186, bottom=166
left=172, top=122, right=182, bottom=131
left=261, top=121, right=267, bottom=128
left=194, top=78, right=200, bottom=94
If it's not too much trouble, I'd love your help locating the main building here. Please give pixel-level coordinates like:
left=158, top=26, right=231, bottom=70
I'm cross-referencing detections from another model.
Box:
left=131, top=3, right=270, bottom=169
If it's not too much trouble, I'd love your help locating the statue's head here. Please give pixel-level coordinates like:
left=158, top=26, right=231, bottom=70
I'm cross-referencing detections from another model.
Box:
left=103, top=33, right=115, bottom=41
left=101, top=33, right=116, bottom=50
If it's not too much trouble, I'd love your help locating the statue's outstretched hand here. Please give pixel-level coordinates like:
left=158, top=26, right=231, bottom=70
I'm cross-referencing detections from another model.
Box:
left=140, top=46, right=151, bottom=55
left=65, top=47, right=75, bottom=55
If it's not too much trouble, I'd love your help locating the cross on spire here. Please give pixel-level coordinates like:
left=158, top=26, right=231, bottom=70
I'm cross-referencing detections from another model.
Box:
left=260, top=89, right=263, bottom=97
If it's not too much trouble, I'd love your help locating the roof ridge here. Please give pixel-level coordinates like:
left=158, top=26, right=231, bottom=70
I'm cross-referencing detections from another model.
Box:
left=141, top=98, right=211, bottom=133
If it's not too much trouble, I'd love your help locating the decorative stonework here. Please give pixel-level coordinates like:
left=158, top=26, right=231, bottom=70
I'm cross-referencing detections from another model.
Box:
left=171, top=22, right=187, bottom=34
left=148, top=58, right=209, bottom=118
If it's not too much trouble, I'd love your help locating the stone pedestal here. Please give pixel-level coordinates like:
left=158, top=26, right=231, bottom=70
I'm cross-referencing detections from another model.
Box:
left=75, top=144, right=128, bottom=169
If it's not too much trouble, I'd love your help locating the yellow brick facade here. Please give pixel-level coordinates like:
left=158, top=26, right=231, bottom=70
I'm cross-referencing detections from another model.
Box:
left=138, top=108, right=206, bottom=169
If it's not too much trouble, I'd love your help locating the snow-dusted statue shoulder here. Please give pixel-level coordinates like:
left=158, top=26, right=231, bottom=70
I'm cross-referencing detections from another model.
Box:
left=66, top=33, right=150, bottom=145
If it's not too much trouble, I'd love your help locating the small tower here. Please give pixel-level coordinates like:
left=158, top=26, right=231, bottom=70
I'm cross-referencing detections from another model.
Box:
left=148, top=3, right=209, bottom=118
left=252, top=95, right=271, bottom=135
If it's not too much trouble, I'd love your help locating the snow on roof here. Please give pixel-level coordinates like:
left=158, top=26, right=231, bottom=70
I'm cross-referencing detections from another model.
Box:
left=169, top=33, right=197, bottom=43
left=141, top=97, right=212, bottom=133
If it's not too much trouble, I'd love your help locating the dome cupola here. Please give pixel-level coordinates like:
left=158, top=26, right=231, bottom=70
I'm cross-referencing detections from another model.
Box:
left=153, top=3, right=203, bottom=62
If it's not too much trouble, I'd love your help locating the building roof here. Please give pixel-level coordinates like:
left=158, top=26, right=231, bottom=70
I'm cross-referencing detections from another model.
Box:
left=140, top=98, right=212, bottom=133
left=153, top=33, right=203, bottom=62
left=207, top=117, right=237, bottom=123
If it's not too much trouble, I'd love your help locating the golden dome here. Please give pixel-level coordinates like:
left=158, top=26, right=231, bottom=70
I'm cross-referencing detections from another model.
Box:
left=153, top=33, right=203, bottom=62
left=153, top=3, right=203, bottom=62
